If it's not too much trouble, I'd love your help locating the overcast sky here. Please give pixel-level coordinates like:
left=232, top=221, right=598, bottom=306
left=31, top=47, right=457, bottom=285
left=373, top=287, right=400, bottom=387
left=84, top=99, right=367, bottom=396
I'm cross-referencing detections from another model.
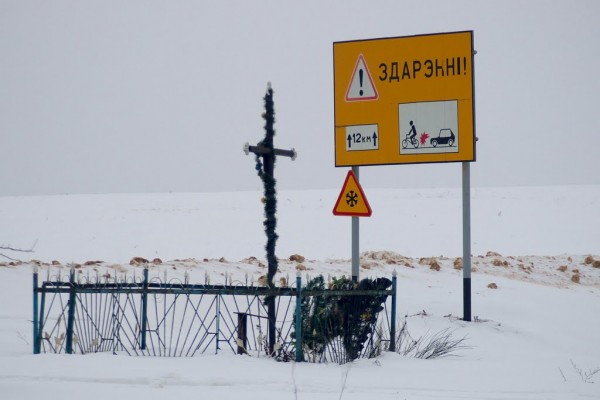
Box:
left=1, top=0, right=598, bottom=196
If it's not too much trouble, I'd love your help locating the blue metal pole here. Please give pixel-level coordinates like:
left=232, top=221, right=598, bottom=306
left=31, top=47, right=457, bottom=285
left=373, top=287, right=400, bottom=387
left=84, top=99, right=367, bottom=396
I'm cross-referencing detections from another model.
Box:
left=33, top=266, right=39, bottom=354
left=295, top=272, right=302, bottom=362
left=389, top=270, right=397, bottom=352
left=38, top=283, right=46, bottom=354
left=140, top=268, right=148, bottom=350
left=65, top=268, right=76, bottom=354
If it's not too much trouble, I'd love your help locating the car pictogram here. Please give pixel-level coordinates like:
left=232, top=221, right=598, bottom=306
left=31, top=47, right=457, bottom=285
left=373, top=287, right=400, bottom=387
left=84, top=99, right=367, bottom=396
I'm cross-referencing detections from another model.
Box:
left=430, top=128, right=455, bottom=147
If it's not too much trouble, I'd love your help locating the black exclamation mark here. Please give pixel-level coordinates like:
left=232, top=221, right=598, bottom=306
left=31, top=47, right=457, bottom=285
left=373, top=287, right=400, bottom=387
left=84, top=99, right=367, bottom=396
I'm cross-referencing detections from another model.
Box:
left=359, top=69, right=364, bottom=96
left=463, top=57, right=467, bottom=75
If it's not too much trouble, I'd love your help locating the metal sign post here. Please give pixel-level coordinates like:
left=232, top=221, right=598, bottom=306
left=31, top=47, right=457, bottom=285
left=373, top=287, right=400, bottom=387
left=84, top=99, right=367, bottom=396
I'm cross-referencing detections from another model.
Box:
left=462, top=162, right=472, bottom=321
left=351, top=166, right=360, bottom=282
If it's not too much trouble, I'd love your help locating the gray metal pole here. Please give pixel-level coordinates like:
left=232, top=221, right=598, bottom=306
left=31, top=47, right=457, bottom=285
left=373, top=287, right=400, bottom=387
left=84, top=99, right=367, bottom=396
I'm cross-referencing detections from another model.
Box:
left=352, top=166, right=360, bottom=283
left=462, top=162, right=472, bottom=321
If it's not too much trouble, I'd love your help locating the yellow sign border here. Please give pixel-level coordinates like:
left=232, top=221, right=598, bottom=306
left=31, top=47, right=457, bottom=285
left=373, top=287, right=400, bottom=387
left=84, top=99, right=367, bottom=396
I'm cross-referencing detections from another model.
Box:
left=334, top=31, right=476, bottom=167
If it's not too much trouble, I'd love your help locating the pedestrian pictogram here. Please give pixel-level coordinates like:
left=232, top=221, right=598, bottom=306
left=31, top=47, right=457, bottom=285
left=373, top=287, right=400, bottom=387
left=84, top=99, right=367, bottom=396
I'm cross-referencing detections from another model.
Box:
left=333, top=170, right=372, bottom=216
left=345, top=54, right=378, bottom=101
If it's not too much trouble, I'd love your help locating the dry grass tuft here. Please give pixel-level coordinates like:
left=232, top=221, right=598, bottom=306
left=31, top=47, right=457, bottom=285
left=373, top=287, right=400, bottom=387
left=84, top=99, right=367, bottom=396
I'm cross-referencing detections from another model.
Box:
left=492, top=259, right=510, bottom=267
left=419, top=257, right=441, bottom=271
left=289, top=254, right=305, bottom=263
left=584, top=255, right=600, bottom=268
left=112, top=264, right=128, bottom=273
left=129, top=257, right=148, bottom=266
left=453, top=258, right=463, bottom=270
left=558, top=265, right=568, bottom=272
left=486, top=251, right=502, bottom=257
left=487, top=282, right=498, bottom=289
left=571, top=274, right=581, bottom=284
left=257, top=275, right=267, bottom=286
left=430, top=261, right=441, bottom=271
left=419, top=257, right=435, bottom=265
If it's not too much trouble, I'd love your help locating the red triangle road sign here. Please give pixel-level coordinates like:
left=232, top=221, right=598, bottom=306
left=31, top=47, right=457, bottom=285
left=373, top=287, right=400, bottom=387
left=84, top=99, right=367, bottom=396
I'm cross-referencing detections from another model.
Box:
left=333, top=170, right=372, bottom=217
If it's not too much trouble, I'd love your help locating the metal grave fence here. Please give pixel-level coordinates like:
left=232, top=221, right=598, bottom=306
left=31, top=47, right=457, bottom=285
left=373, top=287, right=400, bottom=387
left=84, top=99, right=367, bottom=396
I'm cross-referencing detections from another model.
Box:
left=32, top=267, right=397, bottom=363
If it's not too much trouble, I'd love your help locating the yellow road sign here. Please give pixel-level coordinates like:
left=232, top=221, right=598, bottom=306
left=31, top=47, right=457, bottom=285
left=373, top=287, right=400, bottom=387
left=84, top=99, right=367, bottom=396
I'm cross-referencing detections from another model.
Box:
left=333, top=170, right=372, bottom=217
left=334, top=31, right=476, bottom=166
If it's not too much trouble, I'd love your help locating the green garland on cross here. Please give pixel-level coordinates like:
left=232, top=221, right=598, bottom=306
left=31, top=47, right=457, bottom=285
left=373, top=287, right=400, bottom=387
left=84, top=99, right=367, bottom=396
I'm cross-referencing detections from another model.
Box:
left=245, top=84, right=296, bottom=356
left=254, top=84, right=278, bottom=288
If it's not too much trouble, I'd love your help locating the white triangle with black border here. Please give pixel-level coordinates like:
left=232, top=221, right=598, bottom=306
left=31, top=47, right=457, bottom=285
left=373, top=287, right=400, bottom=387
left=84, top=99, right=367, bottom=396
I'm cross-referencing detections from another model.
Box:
left=345, top=54, right=378, bottom=101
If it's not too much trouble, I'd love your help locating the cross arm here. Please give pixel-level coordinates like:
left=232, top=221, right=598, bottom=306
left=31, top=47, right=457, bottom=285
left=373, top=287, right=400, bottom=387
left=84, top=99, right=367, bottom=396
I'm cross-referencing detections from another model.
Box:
left=243, top=142, right=297, bottom=161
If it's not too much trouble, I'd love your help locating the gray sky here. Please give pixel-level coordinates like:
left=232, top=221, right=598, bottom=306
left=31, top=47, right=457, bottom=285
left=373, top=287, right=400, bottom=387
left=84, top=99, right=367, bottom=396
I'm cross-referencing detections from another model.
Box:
left=1, top=0, right=598, bottom=196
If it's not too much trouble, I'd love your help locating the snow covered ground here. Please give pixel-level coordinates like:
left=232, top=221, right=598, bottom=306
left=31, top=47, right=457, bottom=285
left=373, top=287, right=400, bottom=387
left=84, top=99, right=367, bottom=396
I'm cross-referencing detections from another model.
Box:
left=1, top=185, right=599, bottom=399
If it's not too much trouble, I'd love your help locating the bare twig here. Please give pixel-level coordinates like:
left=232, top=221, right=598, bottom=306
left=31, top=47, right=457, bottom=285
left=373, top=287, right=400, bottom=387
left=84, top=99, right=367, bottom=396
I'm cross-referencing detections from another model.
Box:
left=559, top=367, right=567, bottom=382
left=0, top=240, right=37, bottom=261
left=16, top=331, right=30, bottom=346
left=571, top=359, right=600, bottom=383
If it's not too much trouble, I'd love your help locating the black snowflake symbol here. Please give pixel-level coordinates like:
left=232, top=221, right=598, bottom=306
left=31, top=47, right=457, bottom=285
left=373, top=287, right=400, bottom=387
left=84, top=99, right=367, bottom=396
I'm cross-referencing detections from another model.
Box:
left=346, top=190, right=359, bottom=207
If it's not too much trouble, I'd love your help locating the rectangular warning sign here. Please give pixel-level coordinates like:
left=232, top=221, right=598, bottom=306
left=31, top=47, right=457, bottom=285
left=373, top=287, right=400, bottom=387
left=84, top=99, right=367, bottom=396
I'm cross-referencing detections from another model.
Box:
left=333, top=31, right=476, bottom=166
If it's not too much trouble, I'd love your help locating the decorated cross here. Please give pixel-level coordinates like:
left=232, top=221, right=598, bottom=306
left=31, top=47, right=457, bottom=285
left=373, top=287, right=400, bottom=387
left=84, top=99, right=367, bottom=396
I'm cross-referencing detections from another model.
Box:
left=243, top=83, right=296, bottom=356
left=244, top=83, right=297, bottom=288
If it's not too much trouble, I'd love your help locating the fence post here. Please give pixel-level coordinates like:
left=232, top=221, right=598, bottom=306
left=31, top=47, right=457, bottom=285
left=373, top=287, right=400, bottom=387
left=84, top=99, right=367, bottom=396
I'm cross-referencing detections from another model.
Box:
left=389, top=270, right=397, bottom=352
left=215, top=294, right=220, bottom=355
left=65, top=267, right=76, bottom=354
left=32, top=266, right=40, bottom=354
left=295, top=272, right=303, bottom=362
left=237, top=313, right=248, bottom=354
left=38, top=278, right=47, bottom=354
left=140, top=267, right=148, bottom=350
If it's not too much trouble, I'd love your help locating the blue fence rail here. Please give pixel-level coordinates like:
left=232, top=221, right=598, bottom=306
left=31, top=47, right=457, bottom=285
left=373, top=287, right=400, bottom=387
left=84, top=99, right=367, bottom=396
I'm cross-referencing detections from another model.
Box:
left=32, top=267, right=397, bottom=363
